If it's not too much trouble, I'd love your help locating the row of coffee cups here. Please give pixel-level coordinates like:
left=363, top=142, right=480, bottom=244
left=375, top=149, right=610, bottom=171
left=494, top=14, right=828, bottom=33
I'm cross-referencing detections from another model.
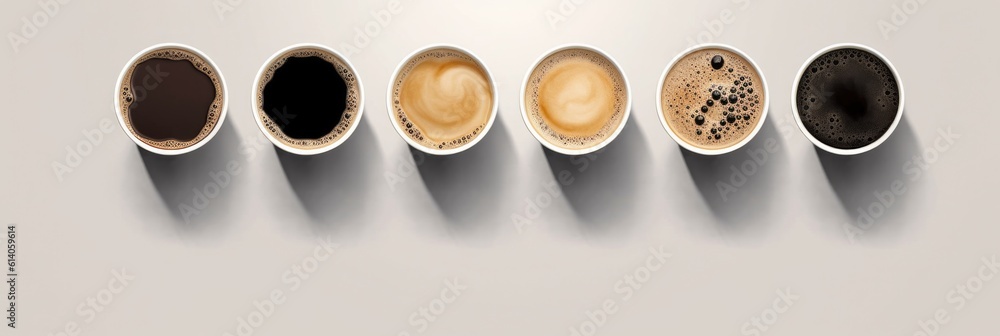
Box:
left=114, top=42, right=904, bottom=157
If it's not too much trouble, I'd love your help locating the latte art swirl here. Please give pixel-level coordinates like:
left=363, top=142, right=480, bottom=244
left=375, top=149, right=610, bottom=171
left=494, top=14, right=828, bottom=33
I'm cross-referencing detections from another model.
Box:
left=524, top=48, right=627, bottom=151
left=400, top=59, right=492, bottom=143
left=391, top=48, right=494, bottom=151
left=538, top=59, right=615, bottom=137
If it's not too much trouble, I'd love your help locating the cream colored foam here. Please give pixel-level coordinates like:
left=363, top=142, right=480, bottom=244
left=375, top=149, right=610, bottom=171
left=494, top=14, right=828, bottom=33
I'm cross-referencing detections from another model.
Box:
left=661, top=48, right=765, bottom=150
left=524, top=49, right=626, bottom=151
left=391, top=49, right=493, bottom=150
left=538, top=59, right=615, bottom=138
left=399, top=57, right=491, bottom=145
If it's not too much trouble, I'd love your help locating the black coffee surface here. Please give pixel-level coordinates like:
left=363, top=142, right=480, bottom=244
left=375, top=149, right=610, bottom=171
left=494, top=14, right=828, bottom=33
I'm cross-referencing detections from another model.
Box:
left=796, top=48, right=900, bottom=149
left=129, top=58, right=216, bottom=142
left=262, top=56, right=347, bottom=139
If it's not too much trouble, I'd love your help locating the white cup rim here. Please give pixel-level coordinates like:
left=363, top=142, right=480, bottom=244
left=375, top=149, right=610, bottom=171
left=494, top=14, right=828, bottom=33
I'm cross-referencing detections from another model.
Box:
left=113, top=43, right=229, bottom=156
left=251, top=43, right=366, bottom=156
left=655, top=43, right=770, bottom=156
left=385, top=44, right=499, bottom=156
left=519, top=43, right=633, bottom=156
left=790, top=43, right=906, bottom=156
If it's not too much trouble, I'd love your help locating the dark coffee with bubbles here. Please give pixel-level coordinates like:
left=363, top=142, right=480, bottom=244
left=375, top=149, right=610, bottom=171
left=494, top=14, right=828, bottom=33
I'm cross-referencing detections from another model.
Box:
left=255, top=47, right=362, bottom=152
left=795, top=48, right=901, bottom=150
left=118, top=47, right=225, bottom=151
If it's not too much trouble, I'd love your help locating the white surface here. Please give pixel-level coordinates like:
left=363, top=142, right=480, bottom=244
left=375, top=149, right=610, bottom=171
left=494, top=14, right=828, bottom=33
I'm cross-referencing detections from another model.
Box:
left=1, top=0, right=997, bottom=335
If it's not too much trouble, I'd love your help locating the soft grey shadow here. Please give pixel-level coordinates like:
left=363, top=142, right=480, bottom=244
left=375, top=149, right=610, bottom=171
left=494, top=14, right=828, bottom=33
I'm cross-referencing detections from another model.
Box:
left=410, top=116, right=516, bottom=233
left=139, top=120, right=242, bottom=230
left=276, top=116, right=382, bottom=231
left=680, top=117, right=788, bottom=233
left=543, top=115, right=646, bottom=233
left=410, top=112, right=517, bottom=233
left=816, top=115, right=921, bottom=238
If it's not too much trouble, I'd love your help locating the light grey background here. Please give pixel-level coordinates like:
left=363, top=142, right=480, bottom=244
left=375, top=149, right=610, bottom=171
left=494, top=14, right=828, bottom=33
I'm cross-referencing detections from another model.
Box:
left=2, top=0, right=997, bottom=335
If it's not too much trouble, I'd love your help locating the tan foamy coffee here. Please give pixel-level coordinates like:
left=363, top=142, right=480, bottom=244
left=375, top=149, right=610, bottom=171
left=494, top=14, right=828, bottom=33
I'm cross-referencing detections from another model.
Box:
left=388, top=45, right=496, bottom=154
left=115, top=44, right=228, bottom=155
left=522, top=45, right=630, bottom=154
left=658, top=44, right=769, bottom=155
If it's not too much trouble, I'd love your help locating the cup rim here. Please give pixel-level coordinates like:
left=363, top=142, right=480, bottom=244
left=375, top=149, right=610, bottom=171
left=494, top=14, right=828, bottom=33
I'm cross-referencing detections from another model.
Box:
left=113, top=43, right=229, bottom=156
left=790, top=43, right=906, bottom=156
left=655, top=43, right=770, bottom=156
left=384, top=44, right=499, bottom=156
left=251, top=43, right=366, bottom=156
left=519, top=43, right=633, bottom=156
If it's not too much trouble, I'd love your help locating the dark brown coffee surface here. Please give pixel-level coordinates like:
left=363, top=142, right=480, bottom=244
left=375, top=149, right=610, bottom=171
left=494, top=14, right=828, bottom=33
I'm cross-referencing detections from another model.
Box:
left=795, top=48, right=900, bottom=149
left=128, top=58, right=216, bottom=142
left=118, top=48, right=224, bottom=150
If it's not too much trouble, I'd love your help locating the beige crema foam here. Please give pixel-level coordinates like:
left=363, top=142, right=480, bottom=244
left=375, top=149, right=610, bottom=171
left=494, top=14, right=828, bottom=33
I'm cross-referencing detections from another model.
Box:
left=525, top=49, right=627, bottom=151
left=391, top=49, right=493, bottom=150
left=256, top=48, right=362, bottom=150
left=661, top=49, right=765, bottom=150
left=118, top=48, right=224, bottom=150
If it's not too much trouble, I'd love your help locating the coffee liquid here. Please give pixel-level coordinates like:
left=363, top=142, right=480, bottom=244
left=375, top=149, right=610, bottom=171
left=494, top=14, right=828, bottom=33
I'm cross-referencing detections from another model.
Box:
left=256, top=48, right=361, bottom=151
left=660, top=48, right=765, bottom=150
left=524, top=49, right=628, bottom=151
left=119, top=48, right=224, bottom=150
left=262, top=57, right=347, bottom=139
left=795, top=48, right=900, bottom=149
left=391, top=48, right=493, bottom=151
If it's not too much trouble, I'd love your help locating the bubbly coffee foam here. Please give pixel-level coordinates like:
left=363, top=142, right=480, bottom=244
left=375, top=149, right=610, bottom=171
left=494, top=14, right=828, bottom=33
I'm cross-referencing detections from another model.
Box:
left=118, top=48, right=224, bottom=150
left=795, top=48, right=900, bottom=149
left=391, top=49, right=493, bottom=150
left=661, top=49, right=765, bottom=151
left=256, top=48, right=362, bottom=150
left=525, top=49, right=627, bottom=151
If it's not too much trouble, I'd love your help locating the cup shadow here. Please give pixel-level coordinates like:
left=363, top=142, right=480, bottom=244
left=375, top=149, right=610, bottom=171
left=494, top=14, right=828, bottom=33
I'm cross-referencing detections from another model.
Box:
left=276, top=115, right=383, bottom=231
left=410, top=115, right=516, bottom=233
left=815, top=114, right=921, bottom=237
left=543, top=114, right=647, bottom=233
left=139, top=120, right=242, bottom=229
left=680, top=117, right=788, bottom=233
